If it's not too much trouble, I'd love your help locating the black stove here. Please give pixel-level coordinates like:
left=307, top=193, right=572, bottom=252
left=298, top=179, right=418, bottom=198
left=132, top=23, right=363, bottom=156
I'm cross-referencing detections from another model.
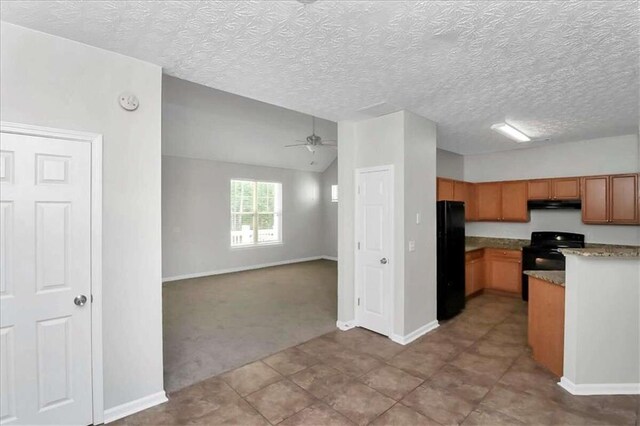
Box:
left=521, top=232, right=585, bottom=301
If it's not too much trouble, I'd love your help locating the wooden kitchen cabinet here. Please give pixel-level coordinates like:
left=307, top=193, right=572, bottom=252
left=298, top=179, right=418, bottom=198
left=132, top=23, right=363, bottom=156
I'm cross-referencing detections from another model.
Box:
left=610, top=174, right=638, bottom=224
left=484, top=249, right=522, bottom=295
left=476, top=182, right=502, bottom=221
left=552, top=177, right=581, bottom=199
left=437, top=178, right=455, bottom=201
left=528, top=179, right=552, bottom=200
left=528, top=277, right=565, bottom=376
left=476, top=181, right=527, bottom=222
left=582, top=176, right=608, bottom=223
left=501, top=181, right=528, bottom=222
left=453, top=180, right=466, bottom=202
left=464, top=182, right=478, bottom=221
left=464, top=250, right=484, bottom=296
left=528, top=177, right=580, bottom=200
left=582, top=174, right=638, bottom=224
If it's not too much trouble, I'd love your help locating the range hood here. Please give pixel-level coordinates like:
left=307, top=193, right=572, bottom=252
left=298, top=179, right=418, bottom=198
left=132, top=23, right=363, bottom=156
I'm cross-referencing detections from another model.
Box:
left=528, top=200, right=582, bottom=210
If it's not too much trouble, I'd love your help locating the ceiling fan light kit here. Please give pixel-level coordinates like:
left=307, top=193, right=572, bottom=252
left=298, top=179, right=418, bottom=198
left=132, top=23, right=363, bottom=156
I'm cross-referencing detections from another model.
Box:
left=284, top=116, right=337, bottom=154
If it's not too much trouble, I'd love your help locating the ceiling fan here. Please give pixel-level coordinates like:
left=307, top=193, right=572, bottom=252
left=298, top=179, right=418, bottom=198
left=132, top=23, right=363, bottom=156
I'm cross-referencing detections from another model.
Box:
left=285, top=116, right=337, bottom=153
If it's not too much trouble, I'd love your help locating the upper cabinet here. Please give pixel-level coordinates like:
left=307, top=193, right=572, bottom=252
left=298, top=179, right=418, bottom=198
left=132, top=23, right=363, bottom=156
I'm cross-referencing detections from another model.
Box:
left=437, top=173, right=638, bottom=226
left=437, top=178, right=455, bottom=201
left=583, top=174, right=639, bottom=224
left=501, top=181, right=528, bottom=221
left=476, top=182, right=502, bottom=220
left=476, top=181, right=528, bottom=222
left=528, top=177, right=580, bottom=200
left=528, top=179, right=551, bottom=200
left=552, top=178, right=581, bottom=200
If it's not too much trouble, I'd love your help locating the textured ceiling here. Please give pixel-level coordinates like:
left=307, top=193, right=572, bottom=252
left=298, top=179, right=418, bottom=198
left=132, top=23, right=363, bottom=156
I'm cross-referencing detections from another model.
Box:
left=1, top=1, right=638, bottom=155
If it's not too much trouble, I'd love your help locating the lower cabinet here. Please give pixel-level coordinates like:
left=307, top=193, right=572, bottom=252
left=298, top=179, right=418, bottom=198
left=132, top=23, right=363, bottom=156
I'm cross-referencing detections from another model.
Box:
left=465, top=250, right=484, bottom=296
left=484, top=249, right=522, bottom=294
left=528, top=277, right=565, bottom=376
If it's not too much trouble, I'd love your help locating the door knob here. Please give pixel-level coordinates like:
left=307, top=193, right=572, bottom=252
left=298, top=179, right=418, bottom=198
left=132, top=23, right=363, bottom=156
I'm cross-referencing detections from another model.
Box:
left=74, top=295, right=88, bottom=307
left=380, top=258, right=388, bottom=264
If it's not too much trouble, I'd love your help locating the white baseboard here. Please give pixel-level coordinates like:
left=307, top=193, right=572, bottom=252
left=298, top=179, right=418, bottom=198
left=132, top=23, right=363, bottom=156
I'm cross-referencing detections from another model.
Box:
left=163, top=256, right=337, bottom=282
left=559, top=377, right=640, bottom=395
left=104, top=391, right=168, bottom=423
left=322, top=256, right=338, bottom=261
left=336, top=320, right=356, bottom=331
left=390, top=320, right=439, bottom=345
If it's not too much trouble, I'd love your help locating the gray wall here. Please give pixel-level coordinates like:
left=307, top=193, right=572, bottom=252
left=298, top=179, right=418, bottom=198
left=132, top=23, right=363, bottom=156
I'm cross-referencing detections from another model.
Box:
left=1, top=23, right=164, bottom=411
left=162, top=155, right=328, bottom=279
left=321, top=159, right=338, bottom=258
left=162, top=75, right=337, bottom=173
left=436, top=148, right=464, bottom=180
left=403, top=111, right=438, bottom=335
left=337, top=110, right=437, bottom=339
left=464, top=135, right=640, bottom=245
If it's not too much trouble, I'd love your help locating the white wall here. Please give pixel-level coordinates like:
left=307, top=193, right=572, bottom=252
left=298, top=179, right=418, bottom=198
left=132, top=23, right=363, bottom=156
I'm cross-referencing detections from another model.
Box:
left=403, top=112, right=438, bottom=335
left=337, top=110, right=437, bottom=339
left=321, top=158, right=338, bottom=258
left=1, top=23, right=164, bottom=411
left=436, top=148, right=464, bottom=180
left=162, top=75, right=337, bottom=173
left=563, top=255, right=640, bottom=391
left=464, top=135, right=640, bottom=245
left=162, top=155, right=326, bottom=279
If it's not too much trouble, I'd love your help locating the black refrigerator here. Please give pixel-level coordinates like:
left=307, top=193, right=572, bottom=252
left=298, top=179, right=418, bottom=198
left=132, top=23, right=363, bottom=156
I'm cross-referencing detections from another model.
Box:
left=437, top=201, right=466, bottom=320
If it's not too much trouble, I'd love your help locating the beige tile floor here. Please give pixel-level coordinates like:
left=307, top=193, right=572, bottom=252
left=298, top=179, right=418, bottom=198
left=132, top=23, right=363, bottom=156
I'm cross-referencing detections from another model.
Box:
left=114, top=294, right=640, bottom=425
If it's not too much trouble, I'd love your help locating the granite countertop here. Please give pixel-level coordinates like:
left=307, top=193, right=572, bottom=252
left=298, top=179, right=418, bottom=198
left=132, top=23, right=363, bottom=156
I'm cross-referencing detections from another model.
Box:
left=524, top=270, right=566, bottom=286
left=465, top=237, right=529, bottom=253
left=560, top=247, right=640, bottom=258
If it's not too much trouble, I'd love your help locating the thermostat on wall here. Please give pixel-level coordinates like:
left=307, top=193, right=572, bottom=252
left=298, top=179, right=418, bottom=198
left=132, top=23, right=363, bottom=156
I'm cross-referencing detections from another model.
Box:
left=118, top=92, right=139, bottom=111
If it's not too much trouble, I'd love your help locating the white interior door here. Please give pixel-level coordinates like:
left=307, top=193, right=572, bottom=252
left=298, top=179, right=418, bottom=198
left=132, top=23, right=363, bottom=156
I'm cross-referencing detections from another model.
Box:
left=0, top=132, right=93, bottom=425
left=355, top=167, right=393, bottom=336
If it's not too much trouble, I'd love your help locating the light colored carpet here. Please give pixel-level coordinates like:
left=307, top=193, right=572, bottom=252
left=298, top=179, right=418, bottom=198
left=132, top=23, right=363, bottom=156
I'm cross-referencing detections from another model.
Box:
left=162, top=259, right=337, bottom=392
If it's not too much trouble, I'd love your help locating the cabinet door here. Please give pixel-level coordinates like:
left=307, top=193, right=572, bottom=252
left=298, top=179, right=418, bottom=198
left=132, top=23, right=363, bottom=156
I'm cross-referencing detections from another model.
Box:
left=610, top=174, right=638, bottom=224
left=453, top=180, right=466, bottom=202
left=437, top=178, right=455, bottom=201
left=582, top=176, right=609, bottom=223
left=471, top=259, right=485, bottom=294
left=464, top=183, right=477, bottom=221
left=465, top=259, right=473, bottom=296
left=488, top=258, right=522, bottom=293
left=501, top=181, right=529, bottom=222
left=476, top=182, right=502, bottom=220
left=528, top=179, right=551, bottom=200
left=552, top=178, right=580, bottom=199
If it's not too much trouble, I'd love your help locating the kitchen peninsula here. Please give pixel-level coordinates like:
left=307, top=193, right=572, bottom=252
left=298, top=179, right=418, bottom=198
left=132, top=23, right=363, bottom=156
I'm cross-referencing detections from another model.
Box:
left=525, top=247, right=640, bottom=396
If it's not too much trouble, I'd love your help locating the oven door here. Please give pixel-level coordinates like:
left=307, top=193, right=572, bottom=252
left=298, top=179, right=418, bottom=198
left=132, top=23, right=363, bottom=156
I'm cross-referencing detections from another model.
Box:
left=521, top=247, right=565, bottom=301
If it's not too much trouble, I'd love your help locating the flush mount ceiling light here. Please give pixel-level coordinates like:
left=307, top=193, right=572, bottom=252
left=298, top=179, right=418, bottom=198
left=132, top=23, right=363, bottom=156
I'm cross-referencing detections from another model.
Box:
left=490, top=123, right=531, bottom=143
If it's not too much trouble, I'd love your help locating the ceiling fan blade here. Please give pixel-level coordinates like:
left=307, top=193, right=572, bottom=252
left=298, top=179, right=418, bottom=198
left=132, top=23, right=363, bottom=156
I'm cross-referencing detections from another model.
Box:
left=320, top=141, right=337, bottom=146
left=284, top=143, right=308, bottom=147
left=305, top=145, right=315, bottom=153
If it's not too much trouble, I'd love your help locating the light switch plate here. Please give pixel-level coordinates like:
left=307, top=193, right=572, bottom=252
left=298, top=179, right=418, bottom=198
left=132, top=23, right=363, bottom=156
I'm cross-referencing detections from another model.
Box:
left=409, top=240, right=416, bottom=252
left=416, top=213, right=421, bottom=224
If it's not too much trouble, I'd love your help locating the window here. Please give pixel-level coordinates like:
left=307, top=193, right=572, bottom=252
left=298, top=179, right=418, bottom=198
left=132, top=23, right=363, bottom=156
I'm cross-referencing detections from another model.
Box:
left=331, top=184, right=338, bottom=203
left=230, top=180, right=282, bottom=247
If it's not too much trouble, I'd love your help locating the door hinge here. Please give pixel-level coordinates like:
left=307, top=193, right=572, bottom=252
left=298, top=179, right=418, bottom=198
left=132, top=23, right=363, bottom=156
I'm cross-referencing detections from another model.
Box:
left=357, top=185, right=361, bottom=195
left=357, top=242, right=361, bottom=250
left=91, top=294, right=94, bottom=303
left=357, top=297, right=360, bottom=306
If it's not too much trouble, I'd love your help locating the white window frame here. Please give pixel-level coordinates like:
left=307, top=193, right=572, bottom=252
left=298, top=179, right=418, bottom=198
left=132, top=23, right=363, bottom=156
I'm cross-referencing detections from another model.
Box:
left=230, top=179, right=282, bottom=248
